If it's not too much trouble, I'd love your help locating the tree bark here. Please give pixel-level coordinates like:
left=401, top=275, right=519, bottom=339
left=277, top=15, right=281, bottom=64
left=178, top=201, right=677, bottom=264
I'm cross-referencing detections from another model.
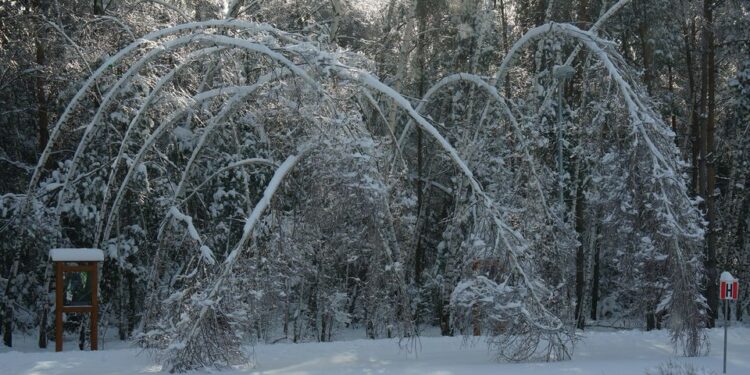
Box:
left=499, top=0, right=511, bottom=98
left=3, top=258, right=19, bottom=347
left=590, top=236, right=600, bottom=321
left=127, top=271, right=135, bottom=336
left=636, top=0, right=654, bottom=94
left=33, top=12, right=48, bottom=154
left=414, top=0, right=428, bottom=288
left=118, top=268, right=127, bottom=341
left=700, top=0, right=718, bottom=328
left=93, top=0, right=104, bottom=15
left=668, top=64, right=678, bottom=144
left=38, top=263, right=51, bottom=348
left=330, top=0, right=344, bottom=43
left=685, top=20, right=700, bottom=195
left=574, top=161, right=586, bottom=330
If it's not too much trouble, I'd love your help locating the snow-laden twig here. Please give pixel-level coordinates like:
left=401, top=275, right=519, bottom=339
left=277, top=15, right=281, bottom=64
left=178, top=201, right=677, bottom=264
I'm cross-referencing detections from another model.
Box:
left=360, top=90, right=407, bottom=170
left=42, top=17, right=103, bottom=97
left=180, top=158, right=278, bottom=204
left=168, top=207, right=215, bottom=265
left=0, top=156, right=33, bottom=173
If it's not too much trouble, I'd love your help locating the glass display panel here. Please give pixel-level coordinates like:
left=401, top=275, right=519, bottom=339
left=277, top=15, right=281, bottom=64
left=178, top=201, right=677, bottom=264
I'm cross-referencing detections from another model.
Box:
left=63, top=271, right=92, bottom=306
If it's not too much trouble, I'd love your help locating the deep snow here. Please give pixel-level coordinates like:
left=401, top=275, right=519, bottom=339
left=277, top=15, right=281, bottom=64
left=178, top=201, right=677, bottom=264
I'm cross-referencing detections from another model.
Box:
left=1, top=327, right=748, bottom=374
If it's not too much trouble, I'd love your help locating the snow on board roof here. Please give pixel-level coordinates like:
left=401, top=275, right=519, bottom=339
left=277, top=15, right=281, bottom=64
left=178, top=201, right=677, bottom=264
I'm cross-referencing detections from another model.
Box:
left=49, top=248, right=104, bottom=262
left=720, top=271, right=735, bottom=282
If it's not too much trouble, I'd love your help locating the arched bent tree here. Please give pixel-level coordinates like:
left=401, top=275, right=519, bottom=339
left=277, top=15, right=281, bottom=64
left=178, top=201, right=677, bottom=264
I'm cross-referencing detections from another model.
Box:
left=21, top=15, right=705, bottom=374
left=417, top=23, right=707, bottom=360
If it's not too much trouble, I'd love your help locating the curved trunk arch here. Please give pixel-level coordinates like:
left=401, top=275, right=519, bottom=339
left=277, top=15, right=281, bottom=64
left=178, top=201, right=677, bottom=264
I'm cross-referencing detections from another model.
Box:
left=395, top=72, right=555, bottom=221
left=58, top=34, right=320, bottom=231
left=25, top=19, right=305, bottom=213
left=91, top=46, right=230, bottom=244
left=100, top=69, right=296, bottom=245
left=487, top=21, right=705, bottom=354
left=115, top=44, right=572, bottom=363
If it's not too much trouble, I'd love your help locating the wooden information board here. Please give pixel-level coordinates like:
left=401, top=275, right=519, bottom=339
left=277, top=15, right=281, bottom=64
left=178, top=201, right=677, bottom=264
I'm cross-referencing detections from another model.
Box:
left=49, top=248, right=103, bottom=352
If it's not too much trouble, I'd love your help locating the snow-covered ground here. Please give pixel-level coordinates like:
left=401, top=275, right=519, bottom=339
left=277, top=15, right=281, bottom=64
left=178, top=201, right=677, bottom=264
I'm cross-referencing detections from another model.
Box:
left=2, top=327, right=748, bottom=374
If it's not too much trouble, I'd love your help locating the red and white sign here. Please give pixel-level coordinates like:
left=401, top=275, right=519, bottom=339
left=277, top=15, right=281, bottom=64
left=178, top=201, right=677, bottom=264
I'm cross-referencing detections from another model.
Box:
left=720, top=271, right=739, bottom=301
left=720, top=280, right=739, bottom=300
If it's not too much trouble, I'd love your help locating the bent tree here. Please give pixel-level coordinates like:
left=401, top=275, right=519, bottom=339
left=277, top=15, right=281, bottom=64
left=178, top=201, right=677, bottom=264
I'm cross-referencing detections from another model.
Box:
left=18, top=5, right=706, bottom=373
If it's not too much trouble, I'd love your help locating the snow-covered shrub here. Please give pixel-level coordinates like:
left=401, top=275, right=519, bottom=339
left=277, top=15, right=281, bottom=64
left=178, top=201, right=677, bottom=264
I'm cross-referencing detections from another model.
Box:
left=646, top=360, right=716, bottom=375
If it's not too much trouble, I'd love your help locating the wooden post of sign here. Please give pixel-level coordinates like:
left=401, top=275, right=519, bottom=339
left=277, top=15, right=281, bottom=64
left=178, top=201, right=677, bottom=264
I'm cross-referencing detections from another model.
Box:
left=55, top=261, right=63, bottom=352
left=90, top=262, right=98, bottom=351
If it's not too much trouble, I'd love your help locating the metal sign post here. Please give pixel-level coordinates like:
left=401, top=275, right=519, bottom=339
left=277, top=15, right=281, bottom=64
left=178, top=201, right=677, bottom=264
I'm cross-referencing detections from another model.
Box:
left=723, top=300, right=728, bottom=374
left=719, top=271, right=739, bottom=374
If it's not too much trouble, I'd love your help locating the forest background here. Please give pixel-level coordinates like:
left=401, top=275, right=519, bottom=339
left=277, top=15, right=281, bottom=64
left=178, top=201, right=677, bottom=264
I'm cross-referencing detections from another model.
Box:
left=0, top=0, right=748, bottom=372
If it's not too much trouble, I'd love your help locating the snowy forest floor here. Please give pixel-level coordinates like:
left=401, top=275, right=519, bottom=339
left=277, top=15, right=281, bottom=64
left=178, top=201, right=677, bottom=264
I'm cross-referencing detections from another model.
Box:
left=2, top=326, right=749, bottom=374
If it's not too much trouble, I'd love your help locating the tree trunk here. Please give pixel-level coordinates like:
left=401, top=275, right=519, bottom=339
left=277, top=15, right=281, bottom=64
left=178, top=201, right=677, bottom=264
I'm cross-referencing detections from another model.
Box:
left=646, top=312, right=656, bottom=331
left=414, top=126, right=424, bottom=286
left=574, top=161, right=586, bottom=330
left=117, top=268, right=127, bottom=341
left=736, top=174, right=749, bottom=272
left=499, top=0, right=511, bottom=98
left=590, top=236, right=600, bottom=321
left=33, top=17, right=49, bottom=153
left=38, top=263, right=52, bottom=348
left=668, top=64, right=678, bottom=145
left=79, top=315, right=87, bottom=350
left=3, top=302, right=12, bottom=347
left=736, top=174, right=749, bottom=322
left=636, top=0, right=654, bottom=94
left=700, top=0, right=718, bottom=328
left=330, top=0, right=343, bottom=43
left=93, top=0, right=104, bottom=15
left=3, top=258, right=19, bottom=347
left=387, top=2, right=414, bottom=135
left=705, top=17, right=719, bottom=330
left=413, top=0, right=428, bottom=296
left=685, top=20, right=700, bottom=195
left=320, top=312, right=327, bottom=342
left=127, top=271, right=135, bottom=336
left=283, top=281, right=290, bottom=339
